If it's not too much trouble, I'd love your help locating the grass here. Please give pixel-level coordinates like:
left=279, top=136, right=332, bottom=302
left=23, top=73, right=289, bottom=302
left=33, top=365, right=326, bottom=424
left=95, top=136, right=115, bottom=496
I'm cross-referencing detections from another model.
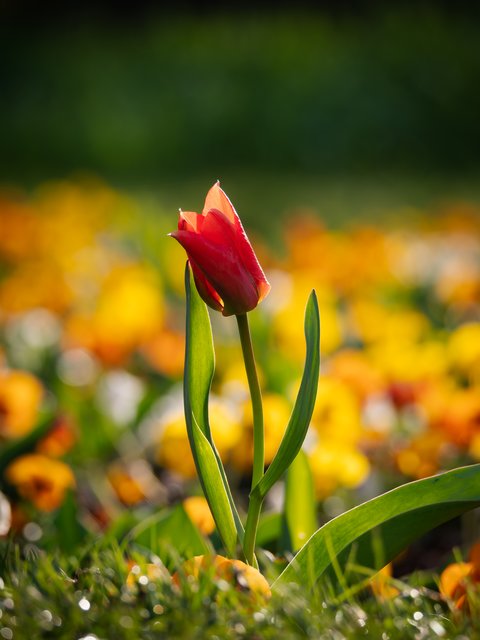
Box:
left=1, top=541, right=478, bottom=639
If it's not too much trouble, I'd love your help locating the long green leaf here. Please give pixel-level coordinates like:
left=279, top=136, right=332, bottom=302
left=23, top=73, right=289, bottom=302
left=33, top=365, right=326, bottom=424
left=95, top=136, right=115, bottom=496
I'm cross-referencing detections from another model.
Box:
left=273, top=464, right=480, bottom=592
left=283, top=450, right=317, bottom=552
left=252, top=290, right=320, bottom=500
left=184, top=263, right=243, bottom=551
left=184, top=263, right=215, bottom=442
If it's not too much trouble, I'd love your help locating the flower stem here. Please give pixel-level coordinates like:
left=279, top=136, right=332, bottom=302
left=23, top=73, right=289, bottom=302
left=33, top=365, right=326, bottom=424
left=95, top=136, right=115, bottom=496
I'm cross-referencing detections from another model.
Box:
left=236, top=313, right=264, bottom=565
left=243, top=492, right=263, bottom=566
left=236, top=313, right=264, bottom=490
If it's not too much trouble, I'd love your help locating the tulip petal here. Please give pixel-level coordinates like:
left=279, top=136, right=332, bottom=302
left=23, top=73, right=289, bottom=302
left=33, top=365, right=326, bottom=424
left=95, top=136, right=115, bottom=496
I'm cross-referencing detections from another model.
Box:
left=173, top=220, right=259, bottom=316
left=231, top=218, right=271, bottom=302
left=203, top=184, right=270, bottom=303
left=203, top=182, right=236, bottom=224
left=179, top=211, right=203, bottom=233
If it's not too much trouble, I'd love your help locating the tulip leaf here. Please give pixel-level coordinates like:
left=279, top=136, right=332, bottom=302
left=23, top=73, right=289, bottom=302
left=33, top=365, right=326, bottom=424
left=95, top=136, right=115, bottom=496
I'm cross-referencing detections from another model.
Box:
left=189, top=414, right=238, bottom=554
left=184, top=263, right=243, bottom=551
left=273, top=464, right=480, bottom=593
left=252, top=290, right=320, bottom=500
left=283, top=450, right=317, bottom=553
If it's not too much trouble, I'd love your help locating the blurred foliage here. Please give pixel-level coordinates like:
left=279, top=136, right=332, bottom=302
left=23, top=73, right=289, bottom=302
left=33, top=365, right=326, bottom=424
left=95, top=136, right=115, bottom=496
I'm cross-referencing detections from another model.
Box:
left=1, top=5, right=480, bottom=186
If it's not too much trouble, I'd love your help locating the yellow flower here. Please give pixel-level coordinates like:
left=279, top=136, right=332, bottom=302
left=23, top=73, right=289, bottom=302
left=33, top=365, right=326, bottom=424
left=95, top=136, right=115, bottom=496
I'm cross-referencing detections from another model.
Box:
left=0, top=261, right=73, bottom=314
left=232, top=393, right=291, bottom=472
left=156, top=414, right=196, bottom=478
left=308, top=441, right=370, bottom=498
left=0, top=370, right=43, bottom=440
left=312, top=377, right=363, bottom=446
left=448, top=323, right=480, bottom=380
left=6, top=454, right=75, bottom=511
left=183, top=496, right=215, bottom=535
left=368, top=339, right=447, bottom=383
left=350, top=300, right=428, bottom=345
left=273, top=276, right=342, bottom=359
left=66, top=264, right=164, bottom=364
left=157, top=399, right=242, bottom=479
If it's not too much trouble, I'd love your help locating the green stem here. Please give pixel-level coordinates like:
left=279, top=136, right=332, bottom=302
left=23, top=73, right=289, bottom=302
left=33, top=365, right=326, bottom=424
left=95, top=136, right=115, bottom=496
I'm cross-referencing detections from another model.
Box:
left=236, top=312, right=264, bottom=565
left=236, top=313, right=264, bottom=489
left=243, top=492, right=263, bottom=567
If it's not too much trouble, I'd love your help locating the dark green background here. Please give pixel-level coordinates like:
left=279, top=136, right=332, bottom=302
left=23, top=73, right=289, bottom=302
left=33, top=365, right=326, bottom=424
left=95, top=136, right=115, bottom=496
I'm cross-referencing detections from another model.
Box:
left=2, top=3, right=480, bottom=227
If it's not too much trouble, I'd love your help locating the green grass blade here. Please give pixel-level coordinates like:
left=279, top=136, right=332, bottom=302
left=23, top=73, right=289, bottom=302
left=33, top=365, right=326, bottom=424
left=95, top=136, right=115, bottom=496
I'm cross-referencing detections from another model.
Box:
left=125, top=504, right=211, bottom=566
left=273, top=464, right=480, bottom=592
left=283, top=450, right=317, bottom=552
left=184, top=263, right=243, bottom=550
left=252, top=290, right=320, bottom=500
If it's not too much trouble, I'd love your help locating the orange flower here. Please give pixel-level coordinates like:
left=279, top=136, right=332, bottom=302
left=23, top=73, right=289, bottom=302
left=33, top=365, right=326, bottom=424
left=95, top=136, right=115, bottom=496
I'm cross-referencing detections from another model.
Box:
left=328, top=349, right=384, bottom=401
left=440, top=542, right=480, bottom=611
left=171, top=182, right=270, bottom=316
left=172, top=554, right=271, bottom=599
left=36, top=417, right=76, bottom=457
left=0, top=370, right=43, bottom=440
left=183, top=496, right=215, bottom=535
left=5, top=454, right=75, bottom=512
left=370, top=564, right=400, bottom=601
left=142, top=329, right=185, bottom=378
left=107, top=467, right=147, bottom=506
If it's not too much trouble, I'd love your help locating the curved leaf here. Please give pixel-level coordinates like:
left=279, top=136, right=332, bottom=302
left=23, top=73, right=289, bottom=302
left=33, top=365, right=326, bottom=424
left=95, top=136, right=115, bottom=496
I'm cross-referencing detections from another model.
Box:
left=184, top=263, right=243, bottom=551
left=190, top=414, right=237, bottom=554
left=252, top=290, right=320, bottom=500
left=273, top=464, right=480, bottom=592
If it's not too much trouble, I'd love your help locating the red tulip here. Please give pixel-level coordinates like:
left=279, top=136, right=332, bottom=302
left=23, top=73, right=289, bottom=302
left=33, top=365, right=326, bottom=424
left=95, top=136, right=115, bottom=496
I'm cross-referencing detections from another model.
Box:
left=170, top=182, right=271, bottom=316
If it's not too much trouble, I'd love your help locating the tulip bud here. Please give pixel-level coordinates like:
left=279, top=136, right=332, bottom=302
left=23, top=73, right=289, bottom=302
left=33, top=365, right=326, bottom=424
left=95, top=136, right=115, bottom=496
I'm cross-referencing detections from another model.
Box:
left=170, top=182, right=270, bottom=316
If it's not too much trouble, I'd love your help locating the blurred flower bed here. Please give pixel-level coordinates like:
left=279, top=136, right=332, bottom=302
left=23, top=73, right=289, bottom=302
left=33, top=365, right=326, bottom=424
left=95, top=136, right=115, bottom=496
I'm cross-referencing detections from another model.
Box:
left=0, top=178, right=479, bottom=549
